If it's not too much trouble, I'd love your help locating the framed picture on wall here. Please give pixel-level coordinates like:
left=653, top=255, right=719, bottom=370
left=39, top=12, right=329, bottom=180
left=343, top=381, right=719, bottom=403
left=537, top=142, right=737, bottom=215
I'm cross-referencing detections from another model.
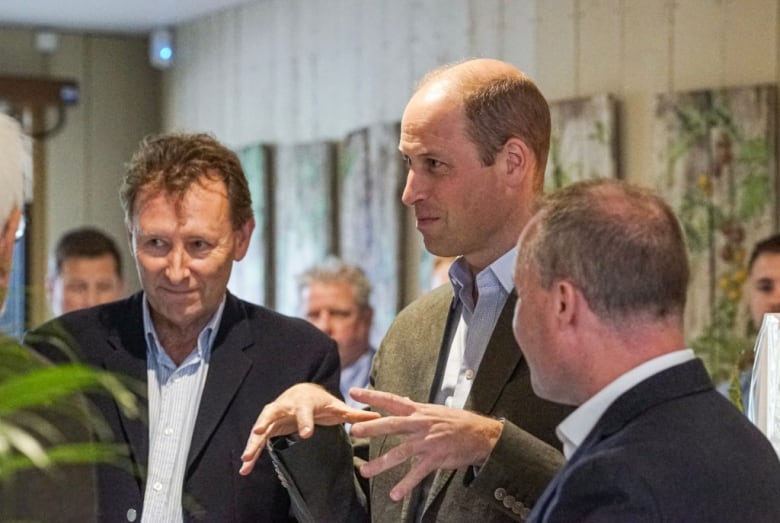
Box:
left=338, top=123, right=406, bottom=345
left=545, top=93, right=619, bottom=191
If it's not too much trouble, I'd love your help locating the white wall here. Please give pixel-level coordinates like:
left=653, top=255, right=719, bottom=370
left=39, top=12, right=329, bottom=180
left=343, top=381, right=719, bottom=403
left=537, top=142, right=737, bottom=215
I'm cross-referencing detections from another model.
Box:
left=163, top=0, right=537, bottom=147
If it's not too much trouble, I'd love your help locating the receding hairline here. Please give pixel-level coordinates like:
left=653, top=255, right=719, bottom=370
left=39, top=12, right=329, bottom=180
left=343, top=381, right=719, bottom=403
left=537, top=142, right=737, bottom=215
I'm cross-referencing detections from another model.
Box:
left=416, top=58, right=526, bottom=95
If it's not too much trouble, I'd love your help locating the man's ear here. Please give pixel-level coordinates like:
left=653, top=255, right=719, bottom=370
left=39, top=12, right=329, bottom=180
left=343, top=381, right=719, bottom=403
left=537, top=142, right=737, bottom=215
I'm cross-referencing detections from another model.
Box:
left=553, top=279, right=578, bottom=328
left=234, top=216, right=256, bottom=261
left=503, top=137, right=536, bottom=188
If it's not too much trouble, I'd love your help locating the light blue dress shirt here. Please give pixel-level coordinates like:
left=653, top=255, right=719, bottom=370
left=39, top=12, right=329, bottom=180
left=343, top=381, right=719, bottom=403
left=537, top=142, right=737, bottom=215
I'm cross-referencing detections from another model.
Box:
left=340, top=346, right=376, bottom=409
left=433, top=248, right=516, bottom=409
left=140, top=296, right=225, bottom=523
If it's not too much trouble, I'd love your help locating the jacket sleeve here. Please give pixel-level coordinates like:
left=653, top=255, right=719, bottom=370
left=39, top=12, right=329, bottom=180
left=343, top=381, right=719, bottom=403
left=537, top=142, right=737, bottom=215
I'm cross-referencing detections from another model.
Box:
left=269, top=425, right=368, bottom=523
left=466, top=420, right=565, bottom=520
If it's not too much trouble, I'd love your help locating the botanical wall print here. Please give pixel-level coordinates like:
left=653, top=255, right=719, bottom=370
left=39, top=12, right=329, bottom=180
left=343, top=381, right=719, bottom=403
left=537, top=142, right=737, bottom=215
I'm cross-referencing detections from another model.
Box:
left=545, top=93, right=619, bottom=191
left=339, top=123, right=406, bottom=346
left=274, top=142, right=337, bottom=317
left=654, top=84, right=777, bottom=386
left=229, top=143, right=271, bottom=307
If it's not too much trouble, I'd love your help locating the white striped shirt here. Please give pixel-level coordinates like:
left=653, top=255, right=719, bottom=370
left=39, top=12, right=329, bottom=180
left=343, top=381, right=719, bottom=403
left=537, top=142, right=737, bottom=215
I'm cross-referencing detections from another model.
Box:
left=140, top=296, right=225, bottom=523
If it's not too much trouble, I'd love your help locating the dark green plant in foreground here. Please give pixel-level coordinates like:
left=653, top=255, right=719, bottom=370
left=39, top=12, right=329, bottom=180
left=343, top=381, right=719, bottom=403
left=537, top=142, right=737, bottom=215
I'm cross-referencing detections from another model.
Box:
left=0, top=332, right=140, bottom=480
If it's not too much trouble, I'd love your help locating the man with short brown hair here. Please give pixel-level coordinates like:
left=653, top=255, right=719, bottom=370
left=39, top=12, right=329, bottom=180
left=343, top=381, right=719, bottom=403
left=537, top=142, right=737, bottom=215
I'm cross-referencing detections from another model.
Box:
left=29, top=132, right=372, bottom=522
left=513, top=179, right=780, bottom=522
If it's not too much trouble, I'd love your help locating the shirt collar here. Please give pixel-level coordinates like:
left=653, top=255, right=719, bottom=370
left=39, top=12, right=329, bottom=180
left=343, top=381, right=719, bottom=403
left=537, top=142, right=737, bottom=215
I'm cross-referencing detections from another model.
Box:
left=557, top=348, right=695, bottom=459
left=449, top=247, right=517, bottom=307
left=142, top=294, right=227, bottom=368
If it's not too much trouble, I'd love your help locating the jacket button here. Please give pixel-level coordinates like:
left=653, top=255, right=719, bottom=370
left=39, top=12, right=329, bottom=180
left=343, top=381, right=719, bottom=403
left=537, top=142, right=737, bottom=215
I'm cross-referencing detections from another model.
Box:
left=511, top=501, right=528, bottom=515
left=503, top=494, right=516, bottom=508
left=494, top=488, right=506, bottom=501
left=126, top=508, right=137, bottom=522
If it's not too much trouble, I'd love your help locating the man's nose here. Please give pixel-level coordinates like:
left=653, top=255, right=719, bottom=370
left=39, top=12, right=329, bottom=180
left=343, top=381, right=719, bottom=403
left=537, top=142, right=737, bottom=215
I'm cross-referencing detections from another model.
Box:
left=84, top=286, right=101, bottom=307
left=401, top=168, right=424, bottom=207
left=165, top=246, right=191, bottom=283
left=311, top=312, right=333, bottom=334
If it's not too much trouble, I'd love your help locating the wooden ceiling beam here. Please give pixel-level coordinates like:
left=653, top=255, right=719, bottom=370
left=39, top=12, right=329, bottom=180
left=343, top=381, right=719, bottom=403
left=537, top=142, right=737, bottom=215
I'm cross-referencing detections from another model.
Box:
left=0, top=75, right=79, bottom=108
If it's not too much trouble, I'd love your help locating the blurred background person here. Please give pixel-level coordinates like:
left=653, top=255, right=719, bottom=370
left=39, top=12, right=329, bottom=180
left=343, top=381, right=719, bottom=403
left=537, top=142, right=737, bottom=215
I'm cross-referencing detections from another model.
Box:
left=298, top=257, right=375, bottom=408
left=746, top=233, right=780, bottom=330
left=720, top=233, right=780, bottom=412
left=45, top=226, right=124, bottom=317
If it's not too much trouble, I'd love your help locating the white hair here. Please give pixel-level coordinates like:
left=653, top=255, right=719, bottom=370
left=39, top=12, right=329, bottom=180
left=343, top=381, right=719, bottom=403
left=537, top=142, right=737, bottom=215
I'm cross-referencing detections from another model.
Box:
left=0, top=114, right=30, bottom=230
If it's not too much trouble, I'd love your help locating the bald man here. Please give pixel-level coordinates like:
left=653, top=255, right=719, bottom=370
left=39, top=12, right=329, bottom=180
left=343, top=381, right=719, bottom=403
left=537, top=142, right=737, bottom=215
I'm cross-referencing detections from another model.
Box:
left=243, top=58, right=571, bottom=522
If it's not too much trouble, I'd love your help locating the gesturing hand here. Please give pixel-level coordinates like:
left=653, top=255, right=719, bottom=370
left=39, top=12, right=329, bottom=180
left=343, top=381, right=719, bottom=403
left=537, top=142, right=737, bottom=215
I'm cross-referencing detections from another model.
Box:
left=348, top=388, right=503, bottom=501
left=239, top=383, right=380, bottom=475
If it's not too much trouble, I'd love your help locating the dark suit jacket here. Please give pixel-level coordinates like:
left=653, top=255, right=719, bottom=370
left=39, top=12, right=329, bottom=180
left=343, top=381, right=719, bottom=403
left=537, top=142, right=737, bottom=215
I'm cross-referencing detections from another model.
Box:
left=366, top=285, right=572, bottom=522
left=26, top=292, right=364, bottom=522
left=528, top=359, right=780, bottom=523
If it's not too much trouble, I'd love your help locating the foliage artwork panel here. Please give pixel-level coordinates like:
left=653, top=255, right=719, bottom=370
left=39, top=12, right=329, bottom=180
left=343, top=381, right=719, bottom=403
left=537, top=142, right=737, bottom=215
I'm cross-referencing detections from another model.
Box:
left=545, top=93, right=618, bottom=191
left=654, top=84, right=777, bottom=386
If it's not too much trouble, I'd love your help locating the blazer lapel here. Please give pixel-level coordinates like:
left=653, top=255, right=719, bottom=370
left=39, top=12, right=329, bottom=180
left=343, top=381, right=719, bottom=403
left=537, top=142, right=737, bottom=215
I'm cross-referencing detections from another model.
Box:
left=102, top=294, right=151, bottom=470
left=186, top=295, right=252, bottom=470
left=424, top=292, right=522, bottom=513
left=529, top=359, right=714, bottom=522
left=575, top=358, right=713, bottom=458
left=463, top=291, right=522, bottom=414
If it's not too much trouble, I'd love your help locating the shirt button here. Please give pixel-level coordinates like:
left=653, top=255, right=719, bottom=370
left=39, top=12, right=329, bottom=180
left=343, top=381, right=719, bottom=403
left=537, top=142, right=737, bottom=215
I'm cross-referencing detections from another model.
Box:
left=153, top=481, right=163, bottom=491
left=164, top=427, right=173, bottom=436
left=126, top=508, right=137, bottom=522
left=465, top=369, right=475, bottom=380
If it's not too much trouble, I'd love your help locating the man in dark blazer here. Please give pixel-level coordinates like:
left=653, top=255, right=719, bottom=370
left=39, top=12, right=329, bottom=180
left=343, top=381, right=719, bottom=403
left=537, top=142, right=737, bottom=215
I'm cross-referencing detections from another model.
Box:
left=26, top=132, right=370, bottom=522
left=513, top=179, right=780, bottom=522
left=242, top=58, right=571, bottom=522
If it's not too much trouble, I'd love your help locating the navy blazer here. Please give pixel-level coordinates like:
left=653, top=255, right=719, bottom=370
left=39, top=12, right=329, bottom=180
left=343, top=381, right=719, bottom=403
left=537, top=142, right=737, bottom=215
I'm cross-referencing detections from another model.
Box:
left=26, top=291, right=362, bottom=522
left=528, top=359, right=780, bottom=523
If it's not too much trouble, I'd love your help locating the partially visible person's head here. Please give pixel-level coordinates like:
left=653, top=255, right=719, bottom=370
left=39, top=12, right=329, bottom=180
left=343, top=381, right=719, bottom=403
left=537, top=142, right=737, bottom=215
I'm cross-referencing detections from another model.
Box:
left=46, top=227, right=124, bottom=316
left=122, top=132, right=255, bottom=336
left=747, top=233, right=780, bottom=328
left=298, top=257, right=373, bottom=368
left=513, top=179, right=689, bottom=402
left=0, top=114, right=28, bottom=311
left=400, top=58, right=550, bottom=272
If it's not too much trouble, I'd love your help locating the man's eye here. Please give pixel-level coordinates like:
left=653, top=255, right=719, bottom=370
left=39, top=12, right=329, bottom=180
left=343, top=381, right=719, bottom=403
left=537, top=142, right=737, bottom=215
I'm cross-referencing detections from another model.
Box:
left=426, top=159, right=443, bottom=169
left=401, top=155, right=411, bottom=168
